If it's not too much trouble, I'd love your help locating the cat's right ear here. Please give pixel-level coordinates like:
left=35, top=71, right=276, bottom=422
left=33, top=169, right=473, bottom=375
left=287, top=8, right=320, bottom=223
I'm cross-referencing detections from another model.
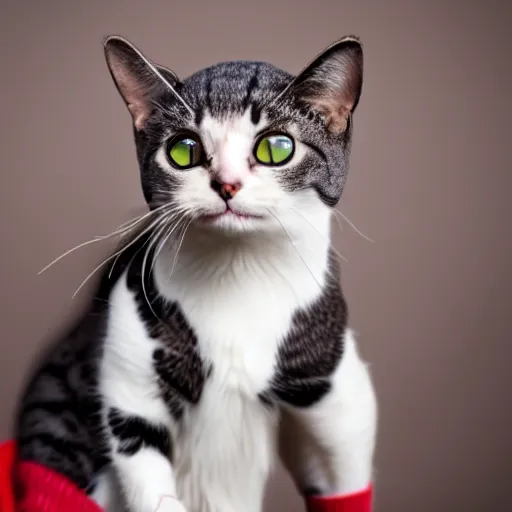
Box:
left=276, top=36, right=363, bottom=135
left=103, top=35, right=188, bottom=130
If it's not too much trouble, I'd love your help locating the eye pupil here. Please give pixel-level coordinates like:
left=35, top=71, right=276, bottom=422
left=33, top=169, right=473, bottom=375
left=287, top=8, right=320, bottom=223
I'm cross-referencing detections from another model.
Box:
left=168, top=135, right=204, bottom=169
left=256, top=138, right=272, bottom=164
left=254, top=134, right=294, bottom=166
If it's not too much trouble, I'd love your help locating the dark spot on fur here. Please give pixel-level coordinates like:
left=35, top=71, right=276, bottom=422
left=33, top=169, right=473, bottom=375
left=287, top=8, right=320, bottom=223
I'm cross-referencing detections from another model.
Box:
left=251, top=103, right=261, bottom=125
left=108, top=407, right=172, bottom=458
left=265, top=255, right=346, bottom=407
left=124, top=241, right=211, bottom=419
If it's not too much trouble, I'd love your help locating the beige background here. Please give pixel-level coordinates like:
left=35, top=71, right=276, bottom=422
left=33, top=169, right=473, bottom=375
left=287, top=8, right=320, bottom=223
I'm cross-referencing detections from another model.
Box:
left=1, top=1, right=511, bottom=510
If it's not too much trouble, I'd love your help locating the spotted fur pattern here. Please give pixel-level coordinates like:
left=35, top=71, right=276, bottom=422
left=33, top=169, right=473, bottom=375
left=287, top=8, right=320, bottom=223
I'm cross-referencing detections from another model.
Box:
left=14, top=35, right=377, bottom=512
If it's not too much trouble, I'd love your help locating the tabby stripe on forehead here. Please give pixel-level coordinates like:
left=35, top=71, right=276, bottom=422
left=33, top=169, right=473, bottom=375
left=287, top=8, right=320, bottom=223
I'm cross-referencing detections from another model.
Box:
left=251, top=103, right=262, bottom=125
left=195, top=107, right=204, bottom=126
left=242, top=65, right=260, bottom=112
left=205, top=74, right=214, bottom=114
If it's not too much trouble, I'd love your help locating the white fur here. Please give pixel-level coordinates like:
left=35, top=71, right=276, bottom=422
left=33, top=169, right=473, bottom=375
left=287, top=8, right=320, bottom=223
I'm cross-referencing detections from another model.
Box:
left=95, top=109, right=376, bottom=512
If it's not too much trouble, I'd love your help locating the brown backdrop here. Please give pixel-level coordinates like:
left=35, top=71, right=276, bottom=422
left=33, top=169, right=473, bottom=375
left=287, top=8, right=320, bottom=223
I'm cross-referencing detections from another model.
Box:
left=1, top=1, right=511, bottom=511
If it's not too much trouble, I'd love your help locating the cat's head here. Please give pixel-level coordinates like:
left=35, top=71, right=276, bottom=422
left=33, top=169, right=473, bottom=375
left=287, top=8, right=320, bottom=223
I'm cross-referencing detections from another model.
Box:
left=104, top=35, right=363, bottom=236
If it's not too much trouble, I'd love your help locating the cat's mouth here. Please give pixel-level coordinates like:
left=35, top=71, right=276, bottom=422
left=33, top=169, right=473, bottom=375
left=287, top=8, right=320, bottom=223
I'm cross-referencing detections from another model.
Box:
left=199, top=207, right=264, bottom=223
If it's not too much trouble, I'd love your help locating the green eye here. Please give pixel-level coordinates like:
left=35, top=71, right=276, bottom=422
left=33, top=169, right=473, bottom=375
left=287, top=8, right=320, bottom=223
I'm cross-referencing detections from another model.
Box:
left=254, top=133, right=294, bottom=166
left=167, top=134, right=205, bottom=169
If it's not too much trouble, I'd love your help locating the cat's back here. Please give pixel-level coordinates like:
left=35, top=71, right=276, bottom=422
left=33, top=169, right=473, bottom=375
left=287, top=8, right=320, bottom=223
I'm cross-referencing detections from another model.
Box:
left=14, top=304, right=110, bottom=490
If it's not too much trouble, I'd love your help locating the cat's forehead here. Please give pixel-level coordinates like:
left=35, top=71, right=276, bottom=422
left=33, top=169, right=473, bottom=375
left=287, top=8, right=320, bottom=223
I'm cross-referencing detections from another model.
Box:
left=200, top=109, right=258, bottom=144
left=179, top=60, right=293, bottom=118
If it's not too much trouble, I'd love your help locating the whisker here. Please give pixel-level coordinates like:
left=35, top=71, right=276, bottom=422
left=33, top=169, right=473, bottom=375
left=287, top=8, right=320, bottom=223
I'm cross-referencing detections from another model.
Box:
left=266, top=208, right=323, bottom=290
left=141, top=221, right=171, bottom=321
left=101, top=203, right=174, bottom=240
left=168, top=216, right=195, bottom=282
left=149, top=224, right=174, bottom=278
left=333, top=209, right=374, bottom=243
left=331, top=208, right=344, bottom=234
left=288, top=207, right=348, bottom=262
left=39, top=236, right=116, bottom=276
left=38, top=202, right=172, bottom=275
left=108, top=215, right=159, bottom=279
left=149, top=210, right=189, bottom=277
left=111, top=219, right=165, bottom=289
left=137, top=205, right=193, bottom=320
left=108, top=205, right=186, bottom=279
left=70, top=214, right=168, bottom=299
left=141, top=207, right=193, bottom=320
left=112, top=208, right=152, bottom=232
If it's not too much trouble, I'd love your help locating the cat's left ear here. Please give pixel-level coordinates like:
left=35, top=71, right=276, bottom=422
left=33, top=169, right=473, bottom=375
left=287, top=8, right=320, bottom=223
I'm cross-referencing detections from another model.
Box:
left=103, top=35, right=190, bottom=130
left=281, top=36, right=363, bottom=134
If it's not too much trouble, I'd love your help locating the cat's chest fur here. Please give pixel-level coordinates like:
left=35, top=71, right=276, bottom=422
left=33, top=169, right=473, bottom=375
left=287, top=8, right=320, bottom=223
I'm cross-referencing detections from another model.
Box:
left=161, top=269, right=305, bottom=395
left=102, top=238, right=332, bottom=511
left=98, top=229, right=346, bottom=512
left=149, top=236, right=329, bottom=398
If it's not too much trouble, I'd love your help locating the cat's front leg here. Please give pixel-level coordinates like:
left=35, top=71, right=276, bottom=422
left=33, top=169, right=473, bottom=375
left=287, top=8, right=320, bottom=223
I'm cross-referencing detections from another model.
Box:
left=104, top=405, right=185, bottom=512
left=278, top=329, right=377, bottom=511
left=100, top=339, right=187, bottom=510
left=98, top=271, right=191, bottom=512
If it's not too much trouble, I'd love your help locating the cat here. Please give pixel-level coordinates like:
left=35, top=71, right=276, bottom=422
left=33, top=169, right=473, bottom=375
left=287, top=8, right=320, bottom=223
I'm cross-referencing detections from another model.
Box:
left=13, top=35, right=377, bottom=512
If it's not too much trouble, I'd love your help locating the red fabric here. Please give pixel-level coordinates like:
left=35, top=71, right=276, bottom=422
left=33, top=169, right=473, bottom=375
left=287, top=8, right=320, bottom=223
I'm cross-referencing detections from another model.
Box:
left=16, top=461, right=103, bottom=512
left=0, top=440, right=16, bottom=512
left=0, top=440, right=103, bottom=512
left=306, top=485, right=373, bottom=512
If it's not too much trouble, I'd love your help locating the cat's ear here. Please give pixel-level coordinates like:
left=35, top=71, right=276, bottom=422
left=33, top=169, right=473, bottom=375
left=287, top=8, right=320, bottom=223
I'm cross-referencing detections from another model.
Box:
left=282, top=36, right=363, bottom=134
left=103, top=35, right=187, bottom=130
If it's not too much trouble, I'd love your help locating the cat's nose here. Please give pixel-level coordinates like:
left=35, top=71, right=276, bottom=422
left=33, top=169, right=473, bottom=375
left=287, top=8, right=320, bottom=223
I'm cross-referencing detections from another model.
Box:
left=210, top=179, right=242, bottom=201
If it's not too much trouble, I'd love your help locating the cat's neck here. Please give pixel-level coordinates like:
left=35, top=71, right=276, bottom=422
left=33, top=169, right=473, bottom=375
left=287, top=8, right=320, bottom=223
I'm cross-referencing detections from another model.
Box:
left=153, top=205, right=334, bottom=303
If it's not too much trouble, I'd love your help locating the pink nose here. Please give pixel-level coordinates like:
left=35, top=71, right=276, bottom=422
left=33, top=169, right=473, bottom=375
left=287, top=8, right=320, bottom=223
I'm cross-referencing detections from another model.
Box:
left=210, top=180, right=242, bottom=201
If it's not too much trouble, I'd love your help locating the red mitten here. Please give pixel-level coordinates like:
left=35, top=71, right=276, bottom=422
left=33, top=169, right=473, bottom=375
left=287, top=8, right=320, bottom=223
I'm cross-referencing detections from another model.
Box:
left=306, top=485, right=373, bottom=512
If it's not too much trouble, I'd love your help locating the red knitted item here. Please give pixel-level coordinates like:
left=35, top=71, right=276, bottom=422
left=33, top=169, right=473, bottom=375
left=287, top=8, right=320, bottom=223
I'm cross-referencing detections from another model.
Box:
left=16, top=461, right=104, bottom=512
left=306, top=485, right=373, bottom=512
left=0, top=440, right=103, bottom=512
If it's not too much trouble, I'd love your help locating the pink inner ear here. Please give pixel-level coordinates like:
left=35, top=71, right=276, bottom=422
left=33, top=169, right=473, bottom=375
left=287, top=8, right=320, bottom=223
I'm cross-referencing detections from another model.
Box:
left=308, top=95, right=352, bottom=134
left=127, top=99, right=150, bottom=130
left=110, top=56, right=152, bottom=130
left=303, top=51, right=360, bottom=134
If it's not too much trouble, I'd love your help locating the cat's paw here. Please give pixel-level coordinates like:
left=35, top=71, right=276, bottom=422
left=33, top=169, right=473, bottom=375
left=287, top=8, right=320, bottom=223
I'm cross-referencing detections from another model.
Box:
left=153, top=495, right=188, bottom=512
